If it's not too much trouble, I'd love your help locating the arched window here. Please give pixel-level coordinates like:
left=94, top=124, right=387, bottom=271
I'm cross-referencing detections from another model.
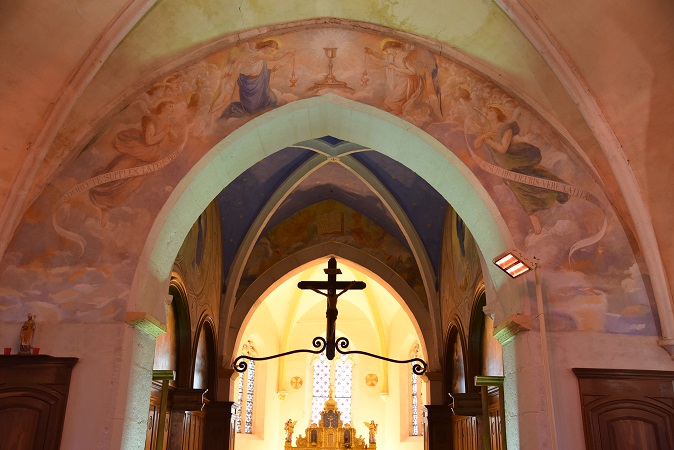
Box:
left=236, top=340, right=257, bottom=433
left=409, top=343, right=423, bottom=436
left=334, top=356, right=353, bottom=425
left=311, top=353, right=353, bottom=425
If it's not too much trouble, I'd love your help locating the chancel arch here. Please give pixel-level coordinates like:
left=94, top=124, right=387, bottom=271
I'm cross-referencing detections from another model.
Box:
left=227, top=244, right=437, bottom=374
left=132, top=95, right=516, bottom=326
left=232, top=258, right=427, bottom=450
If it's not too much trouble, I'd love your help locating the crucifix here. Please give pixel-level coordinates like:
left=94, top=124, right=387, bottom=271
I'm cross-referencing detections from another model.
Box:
left=297, top=257, right=366, bottom=360
left=233, top=257, right=427, bottom=375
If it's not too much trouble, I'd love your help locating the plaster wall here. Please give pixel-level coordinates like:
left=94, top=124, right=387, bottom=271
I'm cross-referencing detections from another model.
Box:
left=71, top=0, right=574, bottom=135
left=519, top=0, right=674, bottom=303
left=547, top=331, right=674, bottom=450
left=0, top=0, right=128, bottom=194
left=0, top=321, right=156, bottom=450
left=439, top=206, right=484, bottom=344
left=21, top=3, right=601, bottom=250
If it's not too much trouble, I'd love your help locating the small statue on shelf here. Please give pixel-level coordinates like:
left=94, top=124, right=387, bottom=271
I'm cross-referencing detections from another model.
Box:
left=285, top=419, right=297, bottom=443
left=364, top=420, right=377, bottom=444
left=19, top=313, right=36, bottom=354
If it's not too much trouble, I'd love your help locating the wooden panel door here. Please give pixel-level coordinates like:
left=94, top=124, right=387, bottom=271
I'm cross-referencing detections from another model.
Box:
left=0, top=395, right=53, bottom=450
left=574, top=369, right=674, bottom=450
left=0, top=355, right=77, bottom=450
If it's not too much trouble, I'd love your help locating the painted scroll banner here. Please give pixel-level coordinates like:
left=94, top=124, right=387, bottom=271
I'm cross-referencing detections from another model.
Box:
left=60, top=148, right=183, bottom=203
left=53, top=134, right=189, bottom=255
left=464, top=131, right=607, bottom=261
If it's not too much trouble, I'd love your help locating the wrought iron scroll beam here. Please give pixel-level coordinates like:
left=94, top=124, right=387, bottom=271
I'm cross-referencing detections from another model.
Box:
left=232, top=258, right=428, bottom=375
left=335, top=337, right=427, bottom=375
left=233, top=337, right=327, bottom=373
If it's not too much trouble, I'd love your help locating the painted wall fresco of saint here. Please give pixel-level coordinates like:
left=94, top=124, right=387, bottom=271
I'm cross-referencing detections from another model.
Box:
left=0, top=26, right=656, bottom=335
left=237, top=199, right=426, bottom=306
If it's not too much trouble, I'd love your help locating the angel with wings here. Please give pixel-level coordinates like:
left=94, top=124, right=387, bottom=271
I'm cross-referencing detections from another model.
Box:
left=364, top=420, right=378, bottom=444
left=473, top=104, right=569, bottom=234
left=364, top=39, right=442, bottom=125
left=285, top=419, right=297, bottom=442
left=209, top=38, right=294, bottom=120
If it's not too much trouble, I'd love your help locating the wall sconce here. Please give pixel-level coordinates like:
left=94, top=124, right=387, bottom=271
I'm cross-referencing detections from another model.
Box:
left=493, top=249, right=534, bottom=278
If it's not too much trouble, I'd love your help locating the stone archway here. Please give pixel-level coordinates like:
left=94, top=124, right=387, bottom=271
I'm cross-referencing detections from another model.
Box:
left=119, top=95, right=525, bottom=448
left=131, top=95, right=517, bottom=326
left=227, top=243, right=437, bottom=371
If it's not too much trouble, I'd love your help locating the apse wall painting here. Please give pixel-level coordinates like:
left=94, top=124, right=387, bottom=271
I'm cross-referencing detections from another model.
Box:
left=238, top=200, right=426, bottom=305
left=0, top=25, right=654, bottom=334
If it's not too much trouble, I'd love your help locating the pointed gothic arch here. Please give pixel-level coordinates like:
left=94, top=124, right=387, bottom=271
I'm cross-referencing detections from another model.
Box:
left=131, top=94, right=518, bottom=344
left=227, top=242, right=437, bottom=371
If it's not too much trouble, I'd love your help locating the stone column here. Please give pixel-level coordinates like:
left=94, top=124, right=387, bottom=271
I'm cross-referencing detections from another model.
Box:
left=496, top=315, right=553, bottom=450
left=118, top=314, right=165, bottom=450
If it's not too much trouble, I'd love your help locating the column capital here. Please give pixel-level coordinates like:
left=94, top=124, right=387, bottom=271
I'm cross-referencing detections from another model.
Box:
left=494, top=314, right=532, bottom=345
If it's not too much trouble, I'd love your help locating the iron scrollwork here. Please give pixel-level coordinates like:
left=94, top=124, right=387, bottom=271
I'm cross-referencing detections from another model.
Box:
left=232, top=258, right=428, bottom=375
left=234, top=337, right=327, bottom=373
left=335, top=337, right=427, bottom=375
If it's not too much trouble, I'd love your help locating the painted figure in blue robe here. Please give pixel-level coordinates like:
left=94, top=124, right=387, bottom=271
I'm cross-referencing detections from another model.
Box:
left=474, top=104, right=569, bottom=235
left=219, top=38, right=293, bottom=118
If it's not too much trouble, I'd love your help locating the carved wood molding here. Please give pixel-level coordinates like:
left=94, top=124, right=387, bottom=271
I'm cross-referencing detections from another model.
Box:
left=573, top=368, right=674, bottom=450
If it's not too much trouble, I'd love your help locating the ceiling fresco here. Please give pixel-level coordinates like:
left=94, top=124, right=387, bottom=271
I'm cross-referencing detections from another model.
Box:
left=352, top=151, right=447, bottom=278
left=216, top=146, right=314, bottom=277
left=216, top=135, right=447, bottom=291
left=237, top=199, right=427, bottom=306
left=0, top=24, right=656, bottom=336
left=266, top=162, right=406, bottom=246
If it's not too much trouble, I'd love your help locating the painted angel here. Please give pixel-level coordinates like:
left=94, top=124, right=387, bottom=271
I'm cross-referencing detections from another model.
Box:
left=209, top=38, right=294, bottom=120
left=364, top=39, right=442, bottom=124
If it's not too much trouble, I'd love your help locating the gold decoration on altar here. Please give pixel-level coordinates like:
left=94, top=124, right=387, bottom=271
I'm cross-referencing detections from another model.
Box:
left=291, top=376, right=303, bottom=389
left=365, top=374, right=378, bottom=387
left=286, top=389, right=374, bottom=450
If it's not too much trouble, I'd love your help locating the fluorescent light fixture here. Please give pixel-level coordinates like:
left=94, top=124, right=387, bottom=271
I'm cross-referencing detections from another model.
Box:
left=493, top=249, right=533, bottom=278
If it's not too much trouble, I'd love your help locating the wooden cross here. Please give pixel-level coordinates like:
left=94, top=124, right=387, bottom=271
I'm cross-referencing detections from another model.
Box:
left=297, top=257, right=366, bottom=360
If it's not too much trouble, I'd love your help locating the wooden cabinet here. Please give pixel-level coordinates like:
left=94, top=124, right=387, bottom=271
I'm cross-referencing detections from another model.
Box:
left=574, top=368, right=674, bottom=450
left=0, top=355, right=78, bottom=450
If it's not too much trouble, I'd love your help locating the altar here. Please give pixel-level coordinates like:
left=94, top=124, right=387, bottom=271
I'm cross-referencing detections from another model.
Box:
left=284, top=392, right=376, bottom=450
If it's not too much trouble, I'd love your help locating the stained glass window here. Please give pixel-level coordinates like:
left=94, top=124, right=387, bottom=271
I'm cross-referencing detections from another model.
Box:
left=236, top=372, right=244, bottom=433
left=244, top=360, right=255, bottom=433
left=237, top=340, right=257, bottom=434
left=311, top=354, right=330, bottom=424
left=311, top=352, right=353, bottom=425
left=335, top=355, right=352, bottom=424
left=411, top=366, right=419, bottom=436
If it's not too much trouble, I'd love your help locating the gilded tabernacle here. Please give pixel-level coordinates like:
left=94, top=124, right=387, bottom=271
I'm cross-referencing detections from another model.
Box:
left=285, top=391, right=375, bottom=450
